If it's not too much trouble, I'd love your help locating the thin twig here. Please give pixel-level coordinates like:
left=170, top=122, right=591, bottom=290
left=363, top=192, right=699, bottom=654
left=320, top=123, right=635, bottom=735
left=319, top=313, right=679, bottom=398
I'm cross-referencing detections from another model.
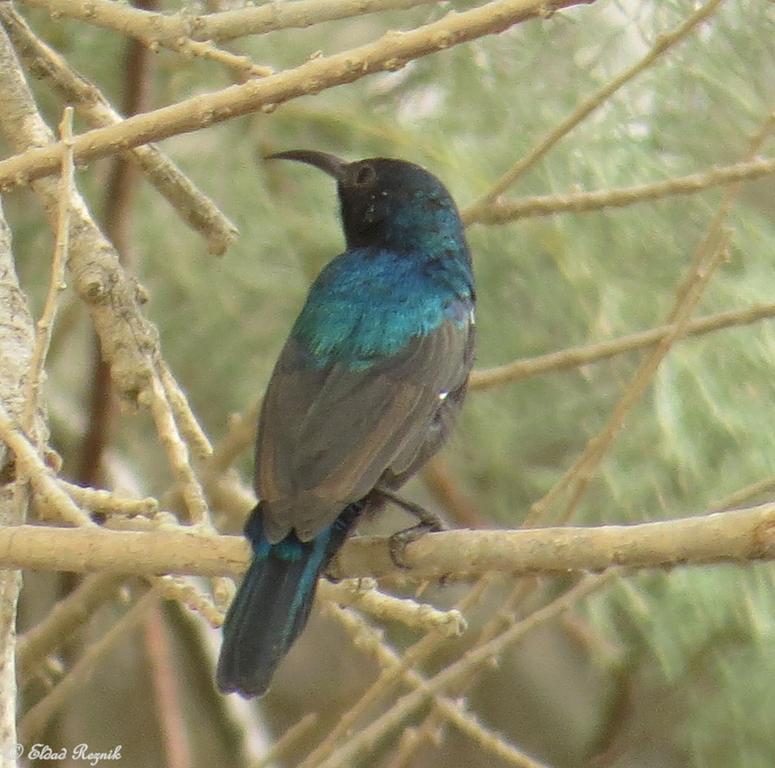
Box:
left=470, top=303, right=775, bottom=390
left=206, top=399, right=260, bottom=476
left=59, top=480, right=158, bottom=518
left=325, top=603, right=549, bottom=768
left=470, top=155, right=775, bottom=224
left=143, top=598, right=191, bottom=768
left=17, top=573, right=126, bottom=678
left=21, top=106, right=74, bottom=439
left=313, top=574, right=613, bottom=768
left=251, top=712, right=319, bottom=768
left=144, top=370, right=237, bottom=607
left=528, top=230, right=730, bottom=526
left=141, top=374, right=210, bottom=527
left=18, top=590, right=156, bottom=741
left=150, top=576, right=225, bottom=627
left=0, top=402, right=93, bottom=527
left=386, top=577, right=537, bottom=767
left=300, top=577, right=496, bottom=768
left=462, top=0, right=726, bottom=220
left=173, top=36, right=273, bottom=79
left=320, top=579, right=466, bottom=637
left=711, top=476, right=775, bottom=513
left=159, top=361, right=213, bottom=464
left=526, top=112, right=774, bottom=526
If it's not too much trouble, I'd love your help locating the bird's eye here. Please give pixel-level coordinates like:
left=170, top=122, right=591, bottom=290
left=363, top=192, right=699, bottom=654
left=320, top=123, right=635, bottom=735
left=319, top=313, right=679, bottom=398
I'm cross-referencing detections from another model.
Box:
left=354, top=164, right=376, bottom=186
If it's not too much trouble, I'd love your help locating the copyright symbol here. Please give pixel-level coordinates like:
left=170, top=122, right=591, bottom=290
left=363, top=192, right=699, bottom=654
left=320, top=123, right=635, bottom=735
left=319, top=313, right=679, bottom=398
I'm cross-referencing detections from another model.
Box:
left=13, top=743, right=23, bottom=758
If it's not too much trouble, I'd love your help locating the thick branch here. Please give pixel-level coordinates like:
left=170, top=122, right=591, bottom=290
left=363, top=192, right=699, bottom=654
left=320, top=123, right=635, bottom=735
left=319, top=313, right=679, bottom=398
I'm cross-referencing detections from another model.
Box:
left=0, top=26, right=160, bottom=401
left=17, top=0, right=441, bottom=46
left=0, top=181, right=36, bottom=768
left=0, top=503, right=772, bottom=580
left=0, top=0, right=595, bottom=191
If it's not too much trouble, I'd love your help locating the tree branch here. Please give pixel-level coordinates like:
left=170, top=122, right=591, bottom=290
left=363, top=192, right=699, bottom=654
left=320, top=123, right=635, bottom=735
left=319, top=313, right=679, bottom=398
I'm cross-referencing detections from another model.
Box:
left=0, top=503, right=772, bottom=580
left=0, top=0, right=595, bottom=191
left=469, top=156, right=775, bottom=225
left=17, top=0, right=441, bottom=47
left=0, top=26, right=163, bottom=402
left=469, top=303, right=775, bottom=390
left=0, top=191, right=34, bottom=768
left=0, top=4, right=238, bottom=254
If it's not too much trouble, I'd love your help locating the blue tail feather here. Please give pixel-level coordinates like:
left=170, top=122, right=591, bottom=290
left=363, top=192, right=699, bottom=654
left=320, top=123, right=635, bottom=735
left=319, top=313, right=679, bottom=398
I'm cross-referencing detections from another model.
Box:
left=216, top=503, right=360, bottom=698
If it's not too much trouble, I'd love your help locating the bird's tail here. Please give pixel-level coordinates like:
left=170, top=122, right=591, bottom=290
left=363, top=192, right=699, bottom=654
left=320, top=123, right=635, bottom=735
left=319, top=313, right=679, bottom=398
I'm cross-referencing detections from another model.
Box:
left=216, top=503, right=360, bottom=698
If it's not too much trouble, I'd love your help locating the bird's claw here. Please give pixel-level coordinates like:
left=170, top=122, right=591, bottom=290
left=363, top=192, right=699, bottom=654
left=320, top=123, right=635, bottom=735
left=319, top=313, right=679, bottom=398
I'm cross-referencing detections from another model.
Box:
left=388, top=520, right=443, bottom=569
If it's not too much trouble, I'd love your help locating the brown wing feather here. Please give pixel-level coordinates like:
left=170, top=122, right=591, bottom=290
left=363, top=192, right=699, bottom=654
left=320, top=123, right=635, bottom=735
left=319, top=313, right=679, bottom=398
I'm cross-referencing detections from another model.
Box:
left=255, top=317, right=470, bottom=542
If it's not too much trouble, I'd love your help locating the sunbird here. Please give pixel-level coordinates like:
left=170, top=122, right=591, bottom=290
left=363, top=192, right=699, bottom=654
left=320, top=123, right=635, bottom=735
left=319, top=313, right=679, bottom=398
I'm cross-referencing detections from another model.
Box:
left=217, top=151, right=475, bottom=697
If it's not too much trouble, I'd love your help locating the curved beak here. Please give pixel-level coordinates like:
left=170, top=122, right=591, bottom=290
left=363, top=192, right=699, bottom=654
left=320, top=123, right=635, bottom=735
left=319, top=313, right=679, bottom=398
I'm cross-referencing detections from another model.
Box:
left=265, top=150, right=348, bottom=181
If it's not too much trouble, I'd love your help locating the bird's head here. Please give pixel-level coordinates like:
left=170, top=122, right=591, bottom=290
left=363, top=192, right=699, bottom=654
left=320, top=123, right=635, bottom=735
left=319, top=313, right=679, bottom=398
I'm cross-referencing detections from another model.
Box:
left=266, top=150, right=464, bottom=252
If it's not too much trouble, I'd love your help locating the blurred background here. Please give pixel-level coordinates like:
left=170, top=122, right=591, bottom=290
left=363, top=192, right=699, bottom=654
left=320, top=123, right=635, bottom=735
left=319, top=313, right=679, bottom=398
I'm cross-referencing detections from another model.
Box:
left=2, top=0, right=774, bottom=766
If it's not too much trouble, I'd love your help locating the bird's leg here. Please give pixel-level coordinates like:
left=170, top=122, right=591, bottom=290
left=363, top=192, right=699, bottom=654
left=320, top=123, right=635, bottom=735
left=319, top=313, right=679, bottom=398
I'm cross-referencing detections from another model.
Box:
left=372, top=488, right=445, bottom=569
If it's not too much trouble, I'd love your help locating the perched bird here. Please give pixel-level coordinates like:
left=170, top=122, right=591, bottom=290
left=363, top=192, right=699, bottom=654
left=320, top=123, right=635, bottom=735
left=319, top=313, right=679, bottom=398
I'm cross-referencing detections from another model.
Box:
left=216, top=151, right=476, bottom=698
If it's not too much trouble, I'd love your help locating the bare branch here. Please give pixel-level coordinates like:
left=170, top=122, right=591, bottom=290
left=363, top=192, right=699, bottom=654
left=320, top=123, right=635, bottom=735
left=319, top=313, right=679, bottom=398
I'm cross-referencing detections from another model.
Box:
left=470, top=156, right=775, bottom=224
left=158, top=361, right=213, bottom=463
left=470, top=303, right=775, bottom=390
left=0, top=503, right=772, bottom=580
left=59, top=481, right=158, bottom=518
left=0, top=403, right=93, bottom=527
left=252, top=713, right=319, bottom=768
left=21, top=106, right=74, bottom=438
left=528, top=229, right=730, bottom=526
left=140, top=374, right=210, bottom=526
left=0, top=0, right=596, bottom=191
left=0, top=27, right=160, bottom=402
left=326, top=602, right=550, bottom=768
left=150, top=575, right=224, bottom=626
left=300, top=578, right=496, bottom=767
left=0, top=4, right=238, bottom=254
left=16, top=0, right=442, bottom=46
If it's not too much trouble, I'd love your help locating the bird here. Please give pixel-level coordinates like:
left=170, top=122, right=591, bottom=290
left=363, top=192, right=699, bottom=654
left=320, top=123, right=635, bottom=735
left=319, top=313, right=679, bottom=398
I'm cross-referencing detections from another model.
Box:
left=216, top=150, right=476, bottom=698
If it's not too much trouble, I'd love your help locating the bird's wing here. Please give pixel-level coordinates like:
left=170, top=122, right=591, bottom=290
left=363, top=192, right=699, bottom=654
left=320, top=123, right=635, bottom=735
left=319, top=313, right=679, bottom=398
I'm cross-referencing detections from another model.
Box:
left=255, top=314, right=471, bottom=542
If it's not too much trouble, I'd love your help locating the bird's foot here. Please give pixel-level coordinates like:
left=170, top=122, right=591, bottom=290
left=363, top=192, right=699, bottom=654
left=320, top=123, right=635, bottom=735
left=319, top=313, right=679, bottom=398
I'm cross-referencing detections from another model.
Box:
left=388, top=516, right=445, bottom=570
left=373, top=487, right=446, bottom=569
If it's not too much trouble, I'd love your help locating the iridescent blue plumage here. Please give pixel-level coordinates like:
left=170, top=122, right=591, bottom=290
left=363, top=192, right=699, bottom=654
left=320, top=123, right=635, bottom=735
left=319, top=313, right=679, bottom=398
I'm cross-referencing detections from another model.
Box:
left=293, top=245, right=472, bottom=370
left=217, top=152, right=475, bottom=698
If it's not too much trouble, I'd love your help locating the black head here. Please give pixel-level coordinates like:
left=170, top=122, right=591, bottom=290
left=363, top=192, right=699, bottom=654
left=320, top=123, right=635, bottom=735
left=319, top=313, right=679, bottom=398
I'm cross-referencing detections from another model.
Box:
left=266, top=150, right=464, bottom=251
